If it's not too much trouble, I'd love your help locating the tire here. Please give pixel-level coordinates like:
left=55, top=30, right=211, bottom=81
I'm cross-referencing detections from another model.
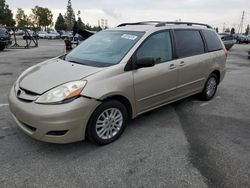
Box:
left=200, top=73, right=218, bottom=101
left=0, top=46, right=5, bottom=51
left=86, top=100, right=128, bottom=145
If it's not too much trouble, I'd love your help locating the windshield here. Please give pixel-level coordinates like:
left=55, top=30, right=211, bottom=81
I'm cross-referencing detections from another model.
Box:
left=65, top=31, right=144, bottom=67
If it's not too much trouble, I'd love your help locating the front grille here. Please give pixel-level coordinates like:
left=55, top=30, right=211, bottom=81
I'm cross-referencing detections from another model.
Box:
left=16, top=87, right=40, bottom=102
left=21, top=121, right=37, bottom=132
left=19, top=87, right=39, bottom=96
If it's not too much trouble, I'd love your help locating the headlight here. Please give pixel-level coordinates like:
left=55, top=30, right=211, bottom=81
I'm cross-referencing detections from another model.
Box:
left=35, top=80, right=87, bottom=104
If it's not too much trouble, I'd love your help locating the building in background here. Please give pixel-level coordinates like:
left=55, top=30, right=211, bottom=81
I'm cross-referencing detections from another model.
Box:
left=98, top=19, right=108, bottom=29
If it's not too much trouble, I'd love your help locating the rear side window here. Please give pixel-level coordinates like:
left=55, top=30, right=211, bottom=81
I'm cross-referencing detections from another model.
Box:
left=174, top=30, right=205, bottom=58
left=136, top=31, right=173, bottom=64
left=202, top=30, right=223, bottom=52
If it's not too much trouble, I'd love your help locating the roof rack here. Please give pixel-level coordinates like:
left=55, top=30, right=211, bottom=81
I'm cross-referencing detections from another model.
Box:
left=117, top=21, right=163, bottom=27
left=117, top=21, right=212, bottom=29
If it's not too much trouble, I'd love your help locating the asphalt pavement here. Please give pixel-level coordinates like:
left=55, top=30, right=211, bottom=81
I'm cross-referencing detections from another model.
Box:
left=0, top=40, right=249, bottom=188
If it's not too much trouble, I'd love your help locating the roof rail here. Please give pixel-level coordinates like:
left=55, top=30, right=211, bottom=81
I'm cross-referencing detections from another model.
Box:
left=155, top=22, right=212, bottom=28
left=117, top=21, right=163, bottom=27
left=117, top=21, right=212, bottom=29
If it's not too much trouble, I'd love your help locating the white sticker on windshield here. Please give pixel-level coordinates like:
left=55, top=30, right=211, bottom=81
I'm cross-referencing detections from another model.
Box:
left=121, top=34, right=138, bottom=40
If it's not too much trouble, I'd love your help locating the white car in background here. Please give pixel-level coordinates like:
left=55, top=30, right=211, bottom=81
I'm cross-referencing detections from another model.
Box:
left=47, top=31, right=60, bottom=39
left=38, top=31, right=48, bottom=39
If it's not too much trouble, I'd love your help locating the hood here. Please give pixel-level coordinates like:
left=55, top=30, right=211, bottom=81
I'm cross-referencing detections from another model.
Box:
left=19, top=58, right=103, bottom=94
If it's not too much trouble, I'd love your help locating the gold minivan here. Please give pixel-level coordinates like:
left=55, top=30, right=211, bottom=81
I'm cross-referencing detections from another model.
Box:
left=9, top=22, right=227, bottom=145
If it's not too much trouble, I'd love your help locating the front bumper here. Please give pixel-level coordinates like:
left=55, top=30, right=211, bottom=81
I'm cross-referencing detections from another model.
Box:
left=8, top=86, right=101, bottom=143
left=0, top=40, right=12, bottom=47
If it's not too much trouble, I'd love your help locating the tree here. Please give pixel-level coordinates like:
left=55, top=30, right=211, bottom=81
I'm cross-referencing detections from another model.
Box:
left=55, top=13, right=67, bottom=30
left=15, top=8, right=31, bottom=27
left=245, top=24, right=250, bottom=35
left=230, top=28, right=235, bottom=35
left=92, top=26, right=102, bottom=31
left=64, top=0, right=75, bottom=30
left=31, top=6, right=53, bottom=31
left=0, top=0, right=15, bottom=26
left=76, top=17, right=85, bottom=30
left=73, top=21, right=78, bottom=35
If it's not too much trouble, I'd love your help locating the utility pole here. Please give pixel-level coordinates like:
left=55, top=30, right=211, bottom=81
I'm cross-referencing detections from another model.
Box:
left=238, top=11, right=245, bottom=34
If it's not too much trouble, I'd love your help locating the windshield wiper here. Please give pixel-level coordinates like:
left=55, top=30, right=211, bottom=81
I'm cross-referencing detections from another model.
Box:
left=67, top=60, right=87, bottom=65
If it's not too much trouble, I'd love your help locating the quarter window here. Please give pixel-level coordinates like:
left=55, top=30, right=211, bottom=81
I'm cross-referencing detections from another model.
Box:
left=136, top=31, right=173, bottom=64
left=202, top=30, right=223, bottom=52
left=174, top=30, right=205, bottom=58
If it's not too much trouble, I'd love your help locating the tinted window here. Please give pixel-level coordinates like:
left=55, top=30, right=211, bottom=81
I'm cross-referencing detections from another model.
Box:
left=203, top=30, right=223, bottom=52
left=136, top=31, right=173, bottom=64
left=174, top=30, right=205, bottom=58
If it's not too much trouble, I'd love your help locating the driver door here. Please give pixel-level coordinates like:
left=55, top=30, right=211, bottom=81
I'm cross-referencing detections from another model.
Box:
left=133, top=31, right=178, bottom=113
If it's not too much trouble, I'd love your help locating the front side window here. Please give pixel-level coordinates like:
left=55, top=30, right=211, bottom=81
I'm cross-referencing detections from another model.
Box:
left=66, top=31, right=144, bottom=67
left=136, top=31, right=173, bottom=64
left=174, top=30, right=205, bottom=58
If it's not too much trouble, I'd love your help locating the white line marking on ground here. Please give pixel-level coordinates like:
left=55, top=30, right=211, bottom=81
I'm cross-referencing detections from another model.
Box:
left=200, top=102, right=209, bottom=107
left=0, top=104, right=9, bottom=107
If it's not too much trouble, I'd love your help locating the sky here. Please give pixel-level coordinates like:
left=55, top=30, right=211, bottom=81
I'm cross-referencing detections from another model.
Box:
left=6, top=0, right=250, bottom=32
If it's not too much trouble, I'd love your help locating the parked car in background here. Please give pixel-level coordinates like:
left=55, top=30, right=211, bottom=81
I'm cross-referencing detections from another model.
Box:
left=38, top=31, right=48, bottom=39
left=14, top=29, right=24, bottom=35
left=23, top=30, right=39, bottom=40
left=61, top=31, right=73, bottom=40
left=57, top=30, right=65, bottom=36
left=9, top=21, right=227, bottom=145
left=0, top=27, right=12, bottom=51
left=47, top=31, right=60, bottom=39
left=219, top=33, right=236, bottom=50
left=73, top=33, right=83, bottom=41
left=235, top=34, right=250, bottom=44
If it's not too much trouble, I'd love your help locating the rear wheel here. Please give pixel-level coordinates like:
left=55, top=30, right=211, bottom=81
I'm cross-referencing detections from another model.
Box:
left=87, top=100, right=128, bottom=145
left=200, top=73, right=218, bottom=101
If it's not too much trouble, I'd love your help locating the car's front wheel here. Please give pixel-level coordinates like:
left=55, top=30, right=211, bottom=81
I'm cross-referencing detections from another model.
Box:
left=201, top=73, right=218, bottom=101
left=87, top=100, right=128, bottom=145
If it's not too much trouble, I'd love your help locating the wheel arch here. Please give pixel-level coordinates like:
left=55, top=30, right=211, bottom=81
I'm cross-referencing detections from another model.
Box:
left=211, top=70, right=221, bottom=84
left=102, top=95, right=133, bottom=120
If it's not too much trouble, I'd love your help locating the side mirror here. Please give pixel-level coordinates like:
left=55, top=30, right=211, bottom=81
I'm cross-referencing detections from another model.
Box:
left=136, top=57, right=155, bottom=69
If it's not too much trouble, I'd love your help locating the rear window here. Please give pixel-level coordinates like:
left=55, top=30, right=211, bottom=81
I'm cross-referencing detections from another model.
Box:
left=174, top=30, right=205, bottom=58
left=202, top=30, right=223, bottom=52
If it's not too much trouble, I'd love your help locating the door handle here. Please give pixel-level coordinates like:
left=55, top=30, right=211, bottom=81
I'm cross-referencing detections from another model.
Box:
left=179, top=61, right=185, bottom=66
left=169, top=64, right=176, bottom=70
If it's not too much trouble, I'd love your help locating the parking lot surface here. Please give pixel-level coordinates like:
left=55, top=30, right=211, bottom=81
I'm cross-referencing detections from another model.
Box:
left=0, top=40, right=250, bottom=188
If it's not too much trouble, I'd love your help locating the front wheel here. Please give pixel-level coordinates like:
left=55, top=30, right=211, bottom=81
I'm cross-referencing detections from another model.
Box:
left=86, top=100, right=128, bottom=145
left=200, top=73, right=218, bottom=101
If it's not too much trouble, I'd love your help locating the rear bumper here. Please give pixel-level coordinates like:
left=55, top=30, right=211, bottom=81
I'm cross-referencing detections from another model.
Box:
left=8, top=86, right=101, bottom=143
